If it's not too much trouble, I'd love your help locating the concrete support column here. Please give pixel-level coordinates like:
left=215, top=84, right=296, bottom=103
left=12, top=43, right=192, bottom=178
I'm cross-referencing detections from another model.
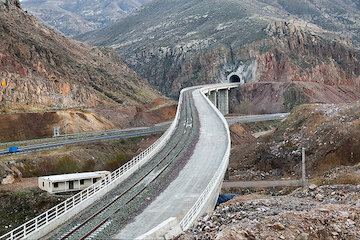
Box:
left=208, top=90, right=217, bottom=106
left=217, top=89, right=229, bottom=115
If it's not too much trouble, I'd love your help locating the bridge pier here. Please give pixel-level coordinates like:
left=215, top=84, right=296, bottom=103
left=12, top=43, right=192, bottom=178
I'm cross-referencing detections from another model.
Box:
left=217, top=89, right=229, bottom=115
left=207, top=87, right=233, bottom=116
left=207, top=90, right=217, bottom=106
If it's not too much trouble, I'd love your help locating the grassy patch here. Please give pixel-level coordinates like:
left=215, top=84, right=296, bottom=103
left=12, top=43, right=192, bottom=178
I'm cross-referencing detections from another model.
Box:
left=283, top=85, right=309, bottom=111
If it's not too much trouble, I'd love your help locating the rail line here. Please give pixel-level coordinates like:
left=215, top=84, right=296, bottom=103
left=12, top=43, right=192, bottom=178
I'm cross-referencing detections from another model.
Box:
left=52, top=91, right=198, bottom=240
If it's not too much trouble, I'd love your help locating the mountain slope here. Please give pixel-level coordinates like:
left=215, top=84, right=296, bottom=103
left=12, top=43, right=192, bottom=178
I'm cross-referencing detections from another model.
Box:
left=79, top=0, right=360, bottom=107
left=22, top=0, right=152, bottom=37
left=0, top=0, right=160, bottom=112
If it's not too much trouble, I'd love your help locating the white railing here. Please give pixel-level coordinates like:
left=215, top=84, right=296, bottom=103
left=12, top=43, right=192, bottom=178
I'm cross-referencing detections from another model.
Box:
left=179, top=85, right=232, bottom=230
left=0, top=94, right=184, bottom=240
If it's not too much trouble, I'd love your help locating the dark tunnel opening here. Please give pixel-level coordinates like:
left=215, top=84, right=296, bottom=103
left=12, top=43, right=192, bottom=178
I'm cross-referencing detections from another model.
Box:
left=229, top=74, right=241, bottom=83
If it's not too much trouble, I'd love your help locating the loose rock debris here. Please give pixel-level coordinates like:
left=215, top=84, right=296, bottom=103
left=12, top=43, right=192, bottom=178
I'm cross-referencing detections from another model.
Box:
left=179, top=184, right=360, bottom=240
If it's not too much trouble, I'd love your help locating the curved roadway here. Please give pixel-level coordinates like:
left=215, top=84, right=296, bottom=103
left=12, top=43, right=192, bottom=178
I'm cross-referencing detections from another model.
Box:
left=43, top=89, right=199, bottom=239
left=38, top=84, right=230, bottom=239
left=116, top=86, right=230, bottom=238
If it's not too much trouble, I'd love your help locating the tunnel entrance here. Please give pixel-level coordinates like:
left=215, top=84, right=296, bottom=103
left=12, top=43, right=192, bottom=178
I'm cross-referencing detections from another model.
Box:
left=229, top=74, right=241, bottom=83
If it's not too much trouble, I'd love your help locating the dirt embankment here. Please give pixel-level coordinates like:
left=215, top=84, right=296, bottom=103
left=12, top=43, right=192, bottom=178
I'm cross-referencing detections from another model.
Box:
left=0, top=110, right=115, bottom=142
left=0, top=133, right=160, bottom=179
left=0, top=189, right=64, bottom=236
left=94, top=97, right=177, bottom=128
left=0, top=98, right=177, bottom=142
left=229, top=103, right=360, bottom=181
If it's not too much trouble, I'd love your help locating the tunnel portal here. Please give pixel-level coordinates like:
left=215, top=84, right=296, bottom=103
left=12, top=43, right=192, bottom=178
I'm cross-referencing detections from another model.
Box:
left=229, top=74, right=241, bottom=83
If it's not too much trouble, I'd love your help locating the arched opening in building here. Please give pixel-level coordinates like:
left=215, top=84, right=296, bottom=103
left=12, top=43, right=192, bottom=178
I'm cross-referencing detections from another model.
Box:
left=229, top=74, right=241, bottom=83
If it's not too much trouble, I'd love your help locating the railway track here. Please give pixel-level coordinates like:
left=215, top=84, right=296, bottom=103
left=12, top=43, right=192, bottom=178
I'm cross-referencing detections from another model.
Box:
left=48, top=90, right=199, bottom=240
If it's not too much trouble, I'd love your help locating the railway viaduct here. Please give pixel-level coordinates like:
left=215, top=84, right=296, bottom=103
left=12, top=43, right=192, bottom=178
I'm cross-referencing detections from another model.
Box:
left=0, top=80, right=241, bottom=240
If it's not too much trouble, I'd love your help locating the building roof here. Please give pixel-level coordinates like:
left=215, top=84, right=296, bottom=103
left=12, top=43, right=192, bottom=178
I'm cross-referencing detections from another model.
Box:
left=39, top=171, right=110, bottom=182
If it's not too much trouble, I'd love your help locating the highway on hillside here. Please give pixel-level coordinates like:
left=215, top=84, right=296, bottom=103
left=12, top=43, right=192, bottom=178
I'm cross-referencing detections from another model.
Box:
left=0, top=126, right=168, bottom=156
left=0, top=114, right=288, bottom=157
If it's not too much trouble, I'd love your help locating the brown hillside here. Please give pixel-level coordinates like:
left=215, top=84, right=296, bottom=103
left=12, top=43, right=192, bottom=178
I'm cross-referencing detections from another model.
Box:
left=230, top=103, right=360, bottom=179
left=0, top=0, right=160, bottom=111
left=0, top=110, right=115, bottom=141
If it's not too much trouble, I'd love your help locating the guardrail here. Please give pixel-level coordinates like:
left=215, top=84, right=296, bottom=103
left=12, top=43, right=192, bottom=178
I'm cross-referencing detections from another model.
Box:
left=0, top=127, right=154, bottom=147
left=0, top=95, right=183, bottom=240
left=179, top=84, right=232, bottom=230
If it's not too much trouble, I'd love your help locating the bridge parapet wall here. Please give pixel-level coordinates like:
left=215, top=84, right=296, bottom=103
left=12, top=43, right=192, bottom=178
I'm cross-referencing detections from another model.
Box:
left=179, top=84, right=233, bottom=231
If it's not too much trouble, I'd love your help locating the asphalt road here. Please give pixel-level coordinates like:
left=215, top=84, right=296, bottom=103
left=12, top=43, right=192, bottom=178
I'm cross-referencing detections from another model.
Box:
left=226, top=113, right=289, bottom=124
left=0, top=113, right=288, bottom=157
left=0, top=127, right=167, bottom=156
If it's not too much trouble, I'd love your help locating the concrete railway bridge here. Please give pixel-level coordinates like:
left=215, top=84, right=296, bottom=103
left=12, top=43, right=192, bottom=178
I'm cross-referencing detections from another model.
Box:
left=1, top=82, right=241, bottom=240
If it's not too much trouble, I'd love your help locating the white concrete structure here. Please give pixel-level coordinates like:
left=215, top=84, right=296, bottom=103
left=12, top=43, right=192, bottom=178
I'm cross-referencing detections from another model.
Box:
left=53, top=126, right=61, bottom=137
left=116, top=83, right=240, bottom=239
left=38, top=171, right=110, bottom=194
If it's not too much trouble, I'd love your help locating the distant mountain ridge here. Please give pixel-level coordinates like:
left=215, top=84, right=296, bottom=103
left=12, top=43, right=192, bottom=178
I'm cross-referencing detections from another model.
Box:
left=22, top=0, right=152, bottom=37
left=78, top=0, right=360, bottom=112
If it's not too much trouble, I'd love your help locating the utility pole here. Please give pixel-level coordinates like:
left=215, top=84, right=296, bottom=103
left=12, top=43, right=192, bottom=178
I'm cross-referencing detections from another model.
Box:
left=77, top=113, right=80, bottom=134
left=64, top=114, right=67, bottom=137
left=302, top=147, right=306, bottom=185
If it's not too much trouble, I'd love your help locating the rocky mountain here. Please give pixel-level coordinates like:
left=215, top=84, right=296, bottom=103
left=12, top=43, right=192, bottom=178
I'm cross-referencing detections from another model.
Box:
left=0, top=0, right=160, bottom=113
left=22, top=0, right=152, bottom=37
left=79, top=0, right=360, bottom=109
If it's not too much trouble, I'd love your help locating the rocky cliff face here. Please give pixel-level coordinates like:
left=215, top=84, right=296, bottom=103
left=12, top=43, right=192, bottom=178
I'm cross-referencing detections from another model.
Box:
left=80, top=0, right=360, bottom=109
left=0, top=0, right=160, bottom=112
left=229, top=22, right=360, bottom=113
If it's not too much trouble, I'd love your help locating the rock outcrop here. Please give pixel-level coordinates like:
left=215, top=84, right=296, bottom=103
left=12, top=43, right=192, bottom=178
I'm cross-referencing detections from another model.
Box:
left=229, top=102, right=360, bottom=179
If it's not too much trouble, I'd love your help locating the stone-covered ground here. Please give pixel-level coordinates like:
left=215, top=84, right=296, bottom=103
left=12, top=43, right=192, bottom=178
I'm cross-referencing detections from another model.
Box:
left=179, top=184, right=360, bottom=240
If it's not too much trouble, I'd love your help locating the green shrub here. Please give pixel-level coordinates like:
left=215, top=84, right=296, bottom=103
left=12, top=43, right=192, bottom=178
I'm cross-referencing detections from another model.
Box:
left=105, top=152, right=131, bottom=171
